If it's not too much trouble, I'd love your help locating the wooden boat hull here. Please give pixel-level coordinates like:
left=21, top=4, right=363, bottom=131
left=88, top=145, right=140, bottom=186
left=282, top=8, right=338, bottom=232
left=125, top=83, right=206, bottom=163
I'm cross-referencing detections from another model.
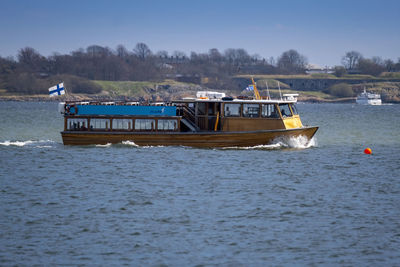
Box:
left=61, top=126, right=318, bottom=147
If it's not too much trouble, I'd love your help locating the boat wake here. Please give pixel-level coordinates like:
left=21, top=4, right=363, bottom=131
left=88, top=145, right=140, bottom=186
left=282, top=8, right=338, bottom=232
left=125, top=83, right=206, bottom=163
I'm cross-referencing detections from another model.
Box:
left=94, top=143, right=112, bottom=147
left=222, top=136, right=317, bottom=150
left=90, top=136, right=317, bottom=150
left=119, top=141, right=165, bottom=148
left=94, top=141, right=163, bottom=148
left=121, top=141, right=140, bottom=147
left=274, top=135, right=317, bottom=149
left=0, top=140, right=56, bottom=148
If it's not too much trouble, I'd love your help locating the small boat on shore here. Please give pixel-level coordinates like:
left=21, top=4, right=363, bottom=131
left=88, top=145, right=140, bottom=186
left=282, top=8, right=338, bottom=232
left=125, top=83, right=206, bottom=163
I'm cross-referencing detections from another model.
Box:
left=59, top=80, right=318, bottom=147
left=356, top=88, right=382, bottom=105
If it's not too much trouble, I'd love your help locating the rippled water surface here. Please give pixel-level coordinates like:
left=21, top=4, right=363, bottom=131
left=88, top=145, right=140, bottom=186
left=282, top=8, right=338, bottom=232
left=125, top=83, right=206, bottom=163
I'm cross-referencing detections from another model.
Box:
left=1, top=102, right=400, bottom=266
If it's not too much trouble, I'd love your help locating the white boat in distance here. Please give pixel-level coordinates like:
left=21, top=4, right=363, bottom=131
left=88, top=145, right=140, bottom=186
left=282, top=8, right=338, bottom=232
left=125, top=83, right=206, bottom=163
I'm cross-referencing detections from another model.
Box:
left=356, top=88, right=382, bottom=105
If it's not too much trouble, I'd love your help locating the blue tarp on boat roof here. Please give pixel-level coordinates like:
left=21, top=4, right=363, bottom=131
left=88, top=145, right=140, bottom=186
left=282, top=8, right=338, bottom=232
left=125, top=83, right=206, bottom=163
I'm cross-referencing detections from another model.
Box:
left=74, top=105, right=176, bottom=116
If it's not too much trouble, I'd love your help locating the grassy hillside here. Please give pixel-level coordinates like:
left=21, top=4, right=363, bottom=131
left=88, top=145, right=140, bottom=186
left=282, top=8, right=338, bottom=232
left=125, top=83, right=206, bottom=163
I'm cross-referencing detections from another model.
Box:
left=93, top=79, right=204, bottom=100
left=94, top=80, right=153, bottom=97
left=236, top=73, right=394, bottom=80
left=2, top=73, right=399, bottom=102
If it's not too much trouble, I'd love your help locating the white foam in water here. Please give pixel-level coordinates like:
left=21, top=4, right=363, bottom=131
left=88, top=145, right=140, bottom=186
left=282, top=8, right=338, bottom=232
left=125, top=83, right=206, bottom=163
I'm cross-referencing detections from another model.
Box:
left=223, top=143, right=282, bottom=150
left=278, top=135, right=317, bottom=149
left=95, top=143, right=112, bottom=147
left=121, top=141, right=165, bottom=148
left=0, top=140, right=34, bottom=147
left=221, top=135, right=317, bottom=150
left=121, top=141, right=139, bottom=147
left=0, top=140, right=55, bottom=147
left=273, top=135, right=317, bottom=149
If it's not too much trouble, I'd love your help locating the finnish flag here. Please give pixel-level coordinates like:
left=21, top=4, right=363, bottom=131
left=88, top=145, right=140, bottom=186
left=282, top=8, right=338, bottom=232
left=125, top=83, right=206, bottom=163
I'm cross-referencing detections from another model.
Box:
left=49, top=83, right=65, bottom=96
left=246, top=85, right=254, bottom=91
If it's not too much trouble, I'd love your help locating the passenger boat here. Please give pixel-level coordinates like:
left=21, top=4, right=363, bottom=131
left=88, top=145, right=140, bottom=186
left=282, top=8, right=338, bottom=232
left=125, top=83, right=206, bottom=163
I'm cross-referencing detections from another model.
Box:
left=356, top=88, right=382, bottom=105
left=60, top=80, right=318, bottom=147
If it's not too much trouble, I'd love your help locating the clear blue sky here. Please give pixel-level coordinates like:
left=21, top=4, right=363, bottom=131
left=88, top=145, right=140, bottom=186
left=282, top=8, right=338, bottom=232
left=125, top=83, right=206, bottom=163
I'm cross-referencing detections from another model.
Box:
left=0, top=0, right=399, bottom=66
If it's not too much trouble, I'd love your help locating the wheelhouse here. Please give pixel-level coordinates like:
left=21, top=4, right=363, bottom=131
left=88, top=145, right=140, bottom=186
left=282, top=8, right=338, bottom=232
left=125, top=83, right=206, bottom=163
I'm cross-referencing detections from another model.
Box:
left=173, top=99, right=303, bottom=132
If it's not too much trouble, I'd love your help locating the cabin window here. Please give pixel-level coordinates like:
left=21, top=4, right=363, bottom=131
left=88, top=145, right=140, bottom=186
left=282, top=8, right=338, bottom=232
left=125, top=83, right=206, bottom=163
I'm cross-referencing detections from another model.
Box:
left=197, top=102, right=206, bottom=115
left=67, top=118, right=88, bottom=130
left=243, top=104, right=260, bottom=117
left=208, top=103, right=215, bottom=115
left=279, top=104, right=292, bottom=117
left=157, top=119, right=178, bottom=131
left=135, top=119, right=155, bottom=130
left=224, top=103, right=240, bottom=117
left=90, top=118, right=110, bottom=130
left=262, top=104, right=279, bottom=118
left=289, top=104, right=298, bottom=115
left=112, top=119, right=132, bottom=130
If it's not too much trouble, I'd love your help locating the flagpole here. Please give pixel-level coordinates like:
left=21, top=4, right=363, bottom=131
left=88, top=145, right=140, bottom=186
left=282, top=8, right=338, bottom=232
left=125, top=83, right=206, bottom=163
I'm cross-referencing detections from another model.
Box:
left=63, top=81, right=71, bottom=102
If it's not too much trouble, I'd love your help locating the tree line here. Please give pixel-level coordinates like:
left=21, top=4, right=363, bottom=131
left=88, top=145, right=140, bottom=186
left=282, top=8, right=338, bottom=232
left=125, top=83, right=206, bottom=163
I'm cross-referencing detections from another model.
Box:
left=1, top=43, right=399, bottom=94
left=337, top=51, right=400, bottom=77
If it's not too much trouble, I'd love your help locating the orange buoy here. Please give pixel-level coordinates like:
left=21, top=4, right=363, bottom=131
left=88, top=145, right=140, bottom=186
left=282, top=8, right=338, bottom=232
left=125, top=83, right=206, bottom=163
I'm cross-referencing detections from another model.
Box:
left=364, top=147, right=372, bottom=154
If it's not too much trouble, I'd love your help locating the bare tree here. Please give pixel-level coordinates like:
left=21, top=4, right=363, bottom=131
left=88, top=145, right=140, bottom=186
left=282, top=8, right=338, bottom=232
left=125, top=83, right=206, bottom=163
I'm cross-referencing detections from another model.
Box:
left=268, top=56, right=275, bottom=66
left=134, top=43, right=152, bottom=60
left=372, top=56, right=384, bottom=66
left=251, top=54, right=262, bottom=62
left=224, top=48, right=250, bottom=65
left=17, top=47, right=47, bottom=73
left=357, top=58, right=385, bottom=76
left=342, top=51, right=362, bottom=70
left=208, top=48, right=222, bottom=63
left=116, top=45, right=129, bottom=59
left=86, top=45, right=108, bottom=57
left=277, top=49, right=307, bottom=73
left=384, top=59, right=395, bottom=72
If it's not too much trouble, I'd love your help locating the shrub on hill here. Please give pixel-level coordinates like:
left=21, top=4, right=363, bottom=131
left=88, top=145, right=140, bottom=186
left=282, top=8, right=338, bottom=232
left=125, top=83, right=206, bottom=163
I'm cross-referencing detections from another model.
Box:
left=5, top=73, right=48, bottom=94
left=4, top=74, right=102, bottom=95
left=380, top=72, right=400, bottom=79
left=333, top=66, right=347, bottom=77
left=326, top=83, right=355, bottom=97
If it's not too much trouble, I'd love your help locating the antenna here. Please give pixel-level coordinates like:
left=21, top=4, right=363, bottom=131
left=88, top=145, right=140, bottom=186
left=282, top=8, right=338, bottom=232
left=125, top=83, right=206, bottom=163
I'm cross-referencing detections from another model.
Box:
left=278, top=81, right=282, bottom=100
left=63, top=81, right=71, bottom=102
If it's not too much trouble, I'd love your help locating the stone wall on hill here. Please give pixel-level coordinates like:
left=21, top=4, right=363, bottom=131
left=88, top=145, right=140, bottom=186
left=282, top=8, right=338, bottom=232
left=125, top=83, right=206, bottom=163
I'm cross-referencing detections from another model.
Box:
left=233, top=77, right=400, bottom=91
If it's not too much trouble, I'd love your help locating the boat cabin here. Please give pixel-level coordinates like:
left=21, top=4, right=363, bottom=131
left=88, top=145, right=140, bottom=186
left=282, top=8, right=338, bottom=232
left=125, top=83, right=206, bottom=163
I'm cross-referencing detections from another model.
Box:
left=174, top=99, right=302, bottom=132
left=61, top=98, right=302, bottom=133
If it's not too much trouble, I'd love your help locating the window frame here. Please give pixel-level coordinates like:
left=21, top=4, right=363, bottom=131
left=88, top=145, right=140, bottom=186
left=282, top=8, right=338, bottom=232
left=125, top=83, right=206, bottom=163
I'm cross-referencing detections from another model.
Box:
left=224, top=103, right=241, bottom=117
left=243, top=103, right=260, bottom=118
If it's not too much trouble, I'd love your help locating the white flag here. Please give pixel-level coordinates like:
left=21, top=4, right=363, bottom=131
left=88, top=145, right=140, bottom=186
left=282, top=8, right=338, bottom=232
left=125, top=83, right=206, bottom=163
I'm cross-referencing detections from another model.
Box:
left=49, top=83, right=65, bottom=96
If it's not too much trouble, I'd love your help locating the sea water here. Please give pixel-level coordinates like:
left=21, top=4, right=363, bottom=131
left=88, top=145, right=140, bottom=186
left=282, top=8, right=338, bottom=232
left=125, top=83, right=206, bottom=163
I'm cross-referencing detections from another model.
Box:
left=0, top=102, right=399, bottom=266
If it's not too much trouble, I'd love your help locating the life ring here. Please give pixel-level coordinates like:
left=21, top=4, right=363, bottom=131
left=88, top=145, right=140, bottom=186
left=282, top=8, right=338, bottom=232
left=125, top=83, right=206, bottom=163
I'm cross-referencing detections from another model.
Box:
left=66, top=104, right=78, bottom=115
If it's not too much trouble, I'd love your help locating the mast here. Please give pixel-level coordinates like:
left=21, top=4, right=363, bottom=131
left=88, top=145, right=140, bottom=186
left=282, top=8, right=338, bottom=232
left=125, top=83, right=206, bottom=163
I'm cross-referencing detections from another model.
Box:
left=251, top=77, right=261, bottom=100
